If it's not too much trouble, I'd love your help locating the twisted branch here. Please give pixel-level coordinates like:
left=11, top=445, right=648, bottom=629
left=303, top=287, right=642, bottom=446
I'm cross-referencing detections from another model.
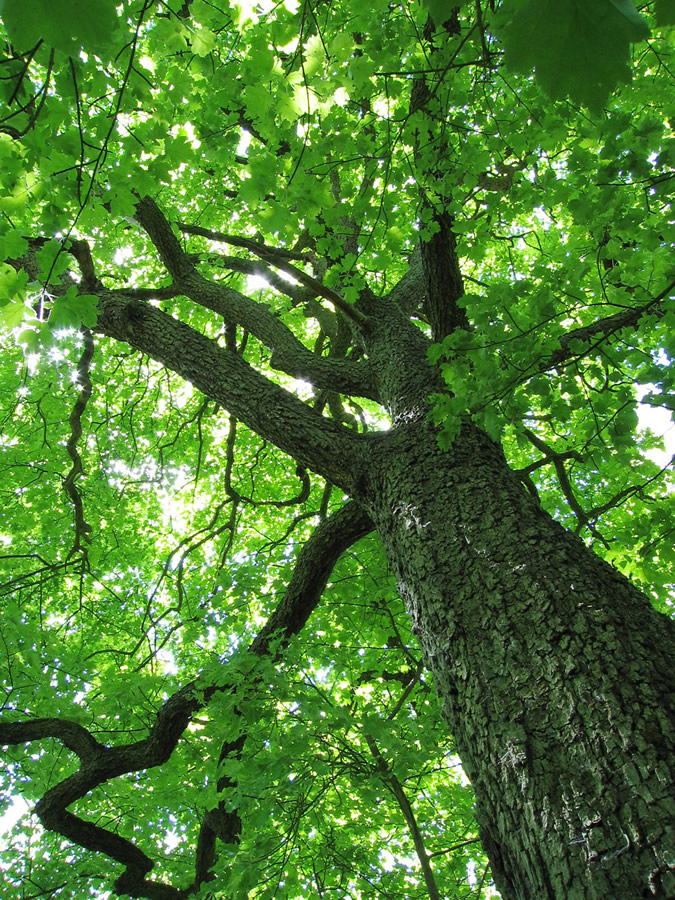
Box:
left=0, top=502, right=373, bottom=899
left=177, top=220, right=369, bottom=327
left=63, top=328, right=95, bottom=559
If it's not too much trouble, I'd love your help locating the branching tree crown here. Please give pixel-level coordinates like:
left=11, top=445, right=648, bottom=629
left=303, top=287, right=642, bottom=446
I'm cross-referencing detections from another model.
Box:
left=0, top=1, right=673, bottom=899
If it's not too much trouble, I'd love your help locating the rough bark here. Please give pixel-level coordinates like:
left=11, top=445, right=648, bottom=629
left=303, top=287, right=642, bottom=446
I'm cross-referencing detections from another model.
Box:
left=133, top=197, right=378, bottom=399
left=418, top=207, right=468, bottom=341
left=350, top=303, right=675, bottom=899
left=95, top=290, right=364, bottom=493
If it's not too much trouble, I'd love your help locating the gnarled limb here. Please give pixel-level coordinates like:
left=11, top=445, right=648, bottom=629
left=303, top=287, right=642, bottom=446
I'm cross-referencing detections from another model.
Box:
left=176, top=218, right=369, bottom=326
left=63, top=328, right=95, bottom=562
left=0, top=501, right=373, bottom=899
left=131, top=199, right=378, bottom=399
left=94, top=290, right=364, bottom=491
left=193, top=500, right=374, bottom=889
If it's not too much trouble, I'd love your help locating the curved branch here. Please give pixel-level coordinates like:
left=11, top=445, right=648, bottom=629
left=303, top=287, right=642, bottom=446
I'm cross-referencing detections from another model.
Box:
left=0, top=718, right=103, bottom=760
left=131, top=198, right=378, bottom=399
left=193, top=500, right=374, bottom=887
left=546, top=278, right=675, bottom=370
left=63, top=328, right=95, bottom=559
left=177, top=220, right=369, bottom=327
left=253, top=501, right=373, bottom=653
left=94, top=291, right=364, bottom=491
left=0, top=502, right=373, bottom=899
left=2, top=678, right=204, bottom=900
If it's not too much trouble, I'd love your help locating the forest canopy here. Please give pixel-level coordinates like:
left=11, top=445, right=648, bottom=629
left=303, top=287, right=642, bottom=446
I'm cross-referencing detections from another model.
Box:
left=0, top=1, right=673, bottom=899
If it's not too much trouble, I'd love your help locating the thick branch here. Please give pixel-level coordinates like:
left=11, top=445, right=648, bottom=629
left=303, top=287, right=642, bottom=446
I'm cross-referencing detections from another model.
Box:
left=419, top=206, right=468, bottom=340
left=252, top=501, right=373, bottom=653
left=176, top=277, right=377, bottom=400
left=179, top=224, right=307, bottom=262
left=3, top=678, right=204, bottom=900
left=200, top=253, right=312, bottom=304
left=8, top=221, right=375, bottom=475
left=385, top=245, right=426, bottom=316
left=130, top=199, right=378, bottom=399
left=0, top=502, right=373, bottom=900
left=0, top=718, right=104, bottom=760
left=134, top=196, right=196, bottom=281
left=94, top=291, right=364, bottom=491
left=546, top=279, right=675, bottom=369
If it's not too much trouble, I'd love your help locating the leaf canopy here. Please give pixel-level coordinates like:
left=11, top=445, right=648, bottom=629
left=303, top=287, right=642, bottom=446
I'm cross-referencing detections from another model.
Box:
left=0, top=0, right=673, bottom=897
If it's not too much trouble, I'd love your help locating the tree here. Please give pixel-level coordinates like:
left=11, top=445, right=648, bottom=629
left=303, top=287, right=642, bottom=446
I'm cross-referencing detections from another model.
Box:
left=0, top=0, right=673, bottom=897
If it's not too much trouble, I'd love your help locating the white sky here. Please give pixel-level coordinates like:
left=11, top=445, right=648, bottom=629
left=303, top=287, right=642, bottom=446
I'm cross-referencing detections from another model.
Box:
left=637, top=389, right=675, bottom=468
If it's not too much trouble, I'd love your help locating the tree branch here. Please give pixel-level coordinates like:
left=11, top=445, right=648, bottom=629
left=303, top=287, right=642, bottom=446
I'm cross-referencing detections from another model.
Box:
left=385, top=245, right=427, bottom=317
left=63, top=328, right=95, bottom=562
left=365, top=734, right=441, bottom=900
left=94, top=291, right=364, bottom=491
left=134, top=196, right=196, bottom=282
left=182, top=276, right=378, bottom=399
left=0, top=502, right=373, bottom=899
left=520, top=428, right=588, bottom=527
left=130, top=199, right=378, bottom=399
left=198, top=253, right=312, bottom=304
left=193, top=500, right=374, bottom=887
left=406, top=72, right=468, bottom=340
left=546, top=279, right=675, bottom=370
left=177, top=220, right=369, bottom=327
left=418, top=205, right=468, bottom=341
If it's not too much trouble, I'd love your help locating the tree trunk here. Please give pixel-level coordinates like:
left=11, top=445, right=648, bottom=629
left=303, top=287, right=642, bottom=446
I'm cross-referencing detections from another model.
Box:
left=357, top=415, right=675, bottom=899
left=348, top=295, right=675, bottom=899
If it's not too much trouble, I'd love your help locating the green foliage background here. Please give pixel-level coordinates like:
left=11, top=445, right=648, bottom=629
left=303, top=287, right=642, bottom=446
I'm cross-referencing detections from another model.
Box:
left=0, top=0, right=672, bottom=897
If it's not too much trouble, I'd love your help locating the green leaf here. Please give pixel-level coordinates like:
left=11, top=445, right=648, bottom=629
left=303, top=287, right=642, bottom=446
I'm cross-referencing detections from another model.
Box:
left=0, top=262, right=28, bottom=304
left=0, top=229, right=28, bottom=260
left=36, top=240, right=71, bottom=282
left=495, top=0, right=650, bottom=111
left=0, top=296, right=30, bottom=329
left=609, top=0, right=652, bottom=37
left=0, top=0, right=120, bottom=57
left=16, top=325, right=42, bottom=351
left=192, top=28, right=216, bottom=57
left=420, top=0, right=467, bottom=27
left=48, top=286, right=98, bottom=330
left=655, top=0, right=675, bottom=25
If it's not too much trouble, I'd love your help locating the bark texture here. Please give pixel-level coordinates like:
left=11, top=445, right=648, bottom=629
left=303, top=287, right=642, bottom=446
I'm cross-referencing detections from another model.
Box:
left=95, top=212, right=675, bottom=898
left=352, top=306, right=675, bottom=899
